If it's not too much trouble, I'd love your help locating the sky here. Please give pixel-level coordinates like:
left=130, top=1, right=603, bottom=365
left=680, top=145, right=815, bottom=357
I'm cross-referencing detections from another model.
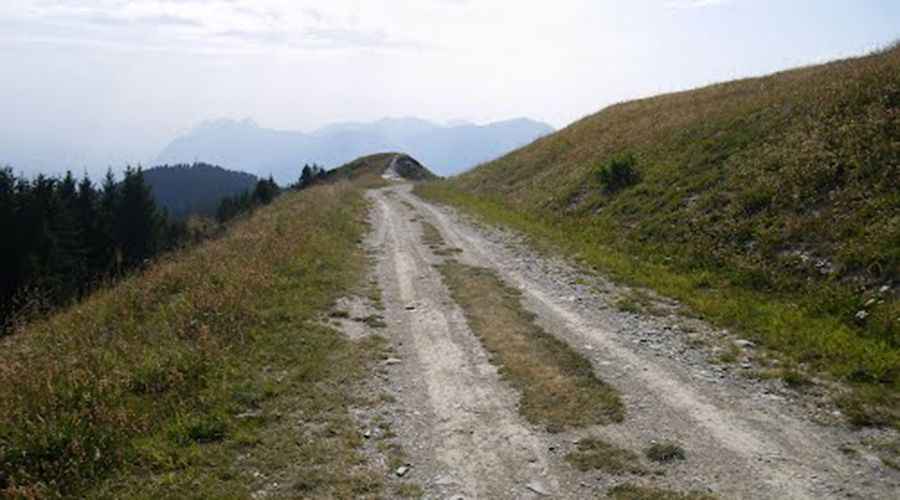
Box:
left=2, top=0, right=899, bottom=177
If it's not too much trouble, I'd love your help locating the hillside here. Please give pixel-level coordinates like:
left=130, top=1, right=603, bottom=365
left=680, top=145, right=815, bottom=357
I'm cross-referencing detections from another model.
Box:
left=143, top=163, right=257, bottom=218
left=419, top=46, right=900, bottom=425
left=155, top=117, right=552, bottom=181
left=324, top=152, right=437, bottom=183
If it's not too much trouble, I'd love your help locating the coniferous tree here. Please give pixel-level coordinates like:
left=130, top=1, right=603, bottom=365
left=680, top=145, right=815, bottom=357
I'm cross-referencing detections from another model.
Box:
left=99, top=168, right=120, bottom=274
left=75, top=173, right=100, bottom=291
left=115, top=167, right=161, bottom=268
left=0, top=168, right=17, bottom=315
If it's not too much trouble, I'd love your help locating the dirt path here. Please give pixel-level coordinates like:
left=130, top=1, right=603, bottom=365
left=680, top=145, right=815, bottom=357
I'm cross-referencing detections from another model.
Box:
left=362, top=183, right=899, bottom=499
left=366, top=188, right=583, bottom=499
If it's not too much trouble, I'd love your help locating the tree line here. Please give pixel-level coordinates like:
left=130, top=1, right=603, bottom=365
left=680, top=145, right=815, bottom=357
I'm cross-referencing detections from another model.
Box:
left=2, top=161, right=327, bottom=331
left=214, top=163, right=325, bottom=223
left=215, top=176, right=281, bottom=223
left=0, top=167, right=187, bottom=330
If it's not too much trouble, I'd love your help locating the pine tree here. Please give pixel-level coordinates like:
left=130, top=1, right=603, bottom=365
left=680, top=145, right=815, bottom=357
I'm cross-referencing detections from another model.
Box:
left=115, top=167, right=161, bottom=268
left=0, top=168, right=18, bottom=320
left=75, top=173, right=101, bottom=289
left=98, top=168, right=120, bottom=274
left=298, top=164, right=312, bottom=189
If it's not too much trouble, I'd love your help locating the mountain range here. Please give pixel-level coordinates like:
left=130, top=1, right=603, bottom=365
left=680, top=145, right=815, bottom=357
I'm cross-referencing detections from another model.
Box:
left=155, top=117, right=553, bottom=182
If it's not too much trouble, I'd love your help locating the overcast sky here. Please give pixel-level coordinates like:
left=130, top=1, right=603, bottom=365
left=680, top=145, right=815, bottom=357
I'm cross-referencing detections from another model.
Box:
left=2, top=0, right=899, bottom=176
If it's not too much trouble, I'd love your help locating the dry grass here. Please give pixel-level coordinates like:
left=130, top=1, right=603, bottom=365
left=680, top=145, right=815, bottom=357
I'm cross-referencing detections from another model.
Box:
left=420, top=221, right=463, bottom=257
left=420, top=221, right=446, bottom=248
left=565, top=438, right=644, bottom=474
left=0, top=181, right=384, bottom=497
left=417, top=45, right=900, bottom=427
left=438, top=261, right=623, bottom=431
left=608, top=484, right=717, bottom=500
left=645, top=442, right=686, bottom=464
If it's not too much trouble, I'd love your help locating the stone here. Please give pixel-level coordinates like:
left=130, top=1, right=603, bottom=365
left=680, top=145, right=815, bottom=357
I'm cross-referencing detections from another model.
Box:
left=734, top=339, right=755, bottom=348
left=383, top=358, right=402, bottom=365
left=432, top=474, right=457, bottom=486
left=405, top=303, right=417, bottom=310
left=526, top=480, right=550, bottom=496
left=855, top=310, right=869, bottom=321
left=395, top=465, right=410, bottom=477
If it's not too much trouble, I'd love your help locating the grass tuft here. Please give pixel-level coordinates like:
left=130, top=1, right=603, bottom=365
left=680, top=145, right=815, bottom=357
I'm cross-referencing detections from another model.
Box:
left=565, top=438, right=644, bottom=474
left=608, top=484, right=716, bottom=500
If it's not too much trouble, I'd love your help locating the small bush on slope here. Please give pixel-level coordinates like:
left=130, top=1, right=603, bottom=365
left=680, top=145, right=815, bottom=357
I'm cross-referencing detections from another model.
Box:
left=596, top=154, right=641, bottom=194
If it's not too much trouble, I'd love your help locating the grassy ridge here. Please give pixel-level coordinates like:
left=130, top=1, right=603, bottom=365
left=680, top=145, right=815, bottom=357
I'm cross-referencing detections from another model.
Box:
left=417, top=46, right=900, bottom=426
left=0, top=181, right=378, bottom=497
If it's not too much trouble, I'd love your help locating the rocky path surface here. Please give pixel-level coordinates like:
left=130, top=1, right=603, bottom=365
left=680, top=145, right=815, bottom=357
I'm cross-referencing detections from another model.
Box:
left=358, top=183, right=899, bottom=499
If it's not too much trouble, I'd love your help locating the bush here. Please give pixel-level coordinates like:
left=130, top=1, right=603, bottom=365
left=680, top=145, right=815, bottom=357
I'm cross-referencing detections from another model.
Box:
left=596, top=154, right=641, bottom=193
left=644, top=441, right=686, bottom=463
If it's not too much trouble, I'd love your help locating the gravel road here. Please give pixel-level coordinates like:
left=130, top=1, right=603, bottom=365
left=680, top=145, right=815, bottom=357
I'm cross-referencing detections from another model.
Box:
left=355, top=183, right=899, bottom=499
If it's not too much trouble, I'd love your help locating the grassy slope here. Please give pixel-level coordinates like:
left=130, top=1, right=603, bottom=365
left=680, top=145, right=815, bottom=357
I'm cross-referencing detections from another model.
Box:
left=418, top=46, right=899, bottom=426
left=0, top=178, right=388, bottom=497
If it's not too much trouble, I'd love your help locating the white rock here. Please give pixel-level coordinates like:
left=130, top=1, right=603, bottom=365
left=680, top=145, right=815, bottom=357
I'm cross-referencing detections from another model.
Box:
left=734, top=339, right=755, bottom=348
left=526, top=480, right=550, bottom=496
left=395, top=465, right=410, bottom=477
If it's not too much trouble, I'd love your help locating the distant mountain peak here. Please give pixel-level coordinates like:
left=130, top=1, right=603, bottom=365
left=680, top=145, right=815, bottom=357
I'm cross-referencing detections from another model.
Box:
left=194, top=117, right=260, bottom=132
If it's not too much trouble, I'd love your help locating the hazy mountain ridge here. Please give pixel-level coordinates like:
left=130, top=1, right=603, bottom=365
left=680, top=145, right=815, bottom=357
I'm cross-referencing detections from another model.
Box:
left=156, top=117, right=553, bottom=181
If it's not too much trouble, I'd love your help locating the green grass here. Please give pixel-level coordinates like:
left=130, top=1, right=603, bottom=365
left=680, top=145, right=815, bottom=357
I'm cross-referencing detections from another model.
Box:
left=0, top=181, right=389, bottom=498
left=438, top=261, right=623, bottom=431
left=413, top=47, right=900, bottom=427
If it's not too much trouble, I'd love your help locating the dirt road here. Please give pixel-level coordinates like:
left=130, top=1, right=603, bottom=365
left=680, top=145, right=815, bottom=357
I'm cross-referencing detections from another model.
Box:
left=359, top=183, right=899, bottom=499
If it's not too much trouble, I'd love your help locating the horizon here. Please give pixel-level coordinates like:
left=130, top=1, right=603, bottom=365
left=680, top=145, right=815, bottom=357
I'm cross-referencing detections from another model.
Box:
left=2, top=0, right=899, bottom=178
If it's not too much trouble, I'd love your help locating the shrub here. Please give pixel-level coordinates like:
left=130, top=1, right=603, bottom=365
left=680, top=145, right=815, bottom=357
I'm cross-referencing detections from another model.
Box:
left=644, top=441, right=686, bottom=463
left=596, top=154, right=641, bottom=193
